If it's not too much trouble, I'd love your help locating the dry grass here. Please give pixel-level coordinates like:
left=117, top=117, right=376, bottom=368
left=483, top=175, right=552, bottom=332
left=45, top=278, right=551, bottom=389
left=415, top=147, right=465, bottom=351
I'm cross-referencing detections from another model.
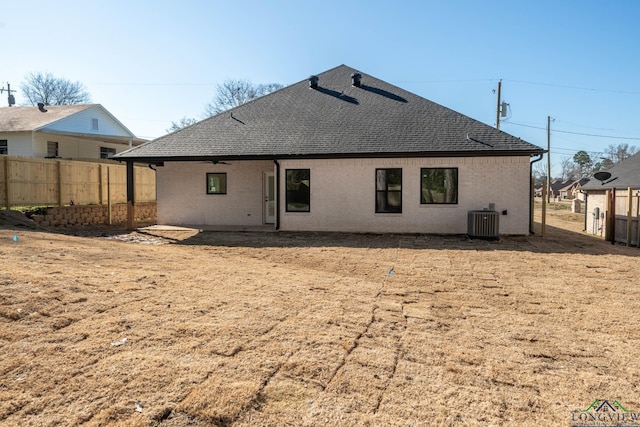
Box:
left=1, top=208, right=639, bottom=426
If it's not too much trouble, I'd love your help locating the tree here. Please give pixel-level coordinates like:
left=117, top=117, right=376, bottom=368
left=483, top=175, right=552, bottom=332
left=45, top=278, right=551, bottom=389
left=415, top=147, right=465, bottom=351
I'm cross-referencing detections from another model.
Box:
left=204, top=79, right=283, bottom=116
left=572, top=150, right=593, bottom=177
left=166, top=117, right=197, bottom=133
left=532, top=162, right=547, bottom=186
left=604, top=143, right=638, bottom=165
left=20, top=72, right=91, bottom=105
left=559, top=157, right=578, bottom=181
left=592, top=157, right=614, bottom=172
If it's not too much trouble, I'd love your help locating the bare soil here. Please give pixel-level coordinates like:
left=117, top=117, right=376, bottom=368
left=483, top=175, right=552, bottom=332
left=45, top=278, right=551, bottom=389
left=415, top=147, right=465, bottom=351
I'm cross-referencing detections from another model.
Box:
left=1, top=208, right=639, bottom=426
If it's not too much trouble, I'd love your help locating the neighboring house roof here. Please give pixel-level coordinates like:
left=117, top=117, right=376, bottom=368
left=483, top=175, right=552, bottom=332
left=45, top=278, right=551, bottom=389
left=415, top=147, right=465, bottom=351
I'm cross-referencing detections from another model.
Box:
left=115, top=65, right=544, bottom=163
left=582, top=151, right=640, bottom=190
left=549, top=179, right=570, bottom=193
left=1, top=104, right=95, bottom=132
left=559, top=177, right=589, bottom=192
left=0, top=104, right=144, bottom=144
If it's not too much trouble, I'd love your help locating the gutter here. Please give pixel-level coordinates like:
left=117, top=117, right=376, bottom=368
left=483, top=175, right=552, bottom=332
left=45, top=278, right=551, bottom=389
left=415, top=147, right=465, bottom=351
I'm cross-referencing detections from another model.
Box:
left=529, top=154, right=544, bottom=234
left=113, top=150, right=546, bottom=165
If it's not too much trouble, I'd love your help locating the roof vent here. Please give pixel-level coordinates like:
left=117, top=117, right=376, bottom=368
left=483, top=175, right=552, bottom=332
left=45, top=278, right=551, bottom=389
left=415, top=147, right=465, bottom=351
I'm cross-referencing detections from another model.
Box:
left=309, top=75, right=318, bottom=89
left=351, top=73, right=362, bottom=87
left=37, top=103, right=48, bottom=113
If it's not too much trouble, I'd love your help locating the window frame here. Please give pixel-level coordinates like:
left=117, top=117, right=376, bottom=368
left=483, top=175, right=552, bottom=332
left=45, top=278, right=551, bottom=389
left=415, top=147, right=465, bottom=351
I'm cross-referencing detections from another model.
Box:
left=100, top=146, right=116, bottom=159
left=420, top=167, right=459, bottom=205
left=285, top=169, right=311, bottom=212
left=92, top=118, right=99, bottom=131
left=46, top=141, right=59, bottom=158
left=206, top=172, right=227, bottom=195
left=0, top=140, right=7, bottom=155
left=375, top=168, right=402, bottom=213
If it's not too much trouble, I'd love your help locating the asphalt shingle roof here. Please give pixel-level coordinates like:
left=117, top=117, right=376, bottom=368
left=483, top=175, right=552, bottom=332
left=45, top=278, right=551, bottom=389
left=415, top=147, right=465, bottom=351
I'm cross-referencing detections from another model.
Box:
left=581, top=151, right=640, bottom=190
left=0, top=104, right=96, bottom=132
left=115, top=65, right=544, bottom=162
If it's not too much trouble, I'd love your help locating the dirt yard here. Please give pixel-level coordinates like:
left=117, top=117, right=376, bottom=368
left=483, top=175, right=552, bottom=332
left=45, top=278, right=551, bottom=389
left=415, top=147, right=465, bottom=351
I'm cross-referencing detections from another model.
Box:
left=1, top=208, right=639, bottom=426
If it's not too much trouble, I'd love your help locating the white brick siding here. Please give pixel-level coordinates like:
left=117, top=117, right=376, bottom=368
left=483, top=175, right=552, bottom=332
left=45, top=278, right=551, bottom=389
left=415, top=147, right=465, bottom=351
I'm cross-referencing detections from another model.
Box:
left=157, top=156, right=533, bottom=235
left=157, top=160, right=274, bottom=226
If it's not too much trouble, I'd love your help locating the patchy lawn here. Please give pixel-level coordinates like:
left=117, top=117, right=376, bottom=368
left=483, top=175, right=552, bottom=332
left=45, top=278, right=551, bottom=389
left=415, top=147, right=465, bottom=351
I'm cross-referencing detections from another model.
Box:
left=1, top=209, right=639, bottom=426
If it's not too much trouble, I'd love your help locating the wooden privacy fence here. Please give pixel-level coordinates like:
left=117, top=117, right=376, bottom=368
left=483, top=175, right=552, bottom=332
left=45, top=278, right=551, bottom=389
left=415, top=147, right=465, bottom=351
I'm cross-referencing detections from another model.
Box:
left=609, top=188, right=640, bottom=247
left=0, top=155, right=156, bottom=209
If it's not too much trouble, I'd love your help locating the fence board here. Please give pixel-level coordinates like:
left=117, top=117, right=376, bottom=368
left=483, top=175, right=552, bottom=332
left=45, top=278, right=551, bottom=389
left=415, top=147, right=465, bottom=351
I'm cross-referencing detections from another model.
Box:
left=612, top=190, right=640, bottom=246
left=0, top=155, right=155, bottom=208
left=1, top=156, right=8, bottom=206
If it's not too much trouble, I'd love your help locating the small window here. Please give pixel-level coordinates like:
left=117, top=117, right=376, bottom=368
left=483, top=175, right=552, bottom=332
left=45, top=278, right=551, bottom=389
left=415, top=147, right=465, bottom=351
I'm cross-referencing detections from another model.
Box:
left=100, top=147, right=116, bottom=159
left=286, top=169, right=310, bottom=212
left=421, top=168, right=458, bottom=204
left=0, top=140, right=7, bottom=155
left=207, top=173, right=227, bottom=194
left=92, top=118, right=99, bottom=131
left=47, top=141, right=58, bottom=158
left=376, top=168, right=402, bottom=213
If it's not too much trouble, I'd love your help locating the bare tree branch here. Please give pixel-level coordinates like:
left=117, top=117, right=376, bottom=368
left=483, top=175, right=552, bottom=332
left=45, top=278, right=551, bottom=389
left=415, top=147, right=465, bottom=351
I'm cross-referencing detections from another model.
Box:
left=166, top=117, right=198, bottom=133
left=204, top=79, right=283, bottom=116
left=20, top=72, right=91, bottom=106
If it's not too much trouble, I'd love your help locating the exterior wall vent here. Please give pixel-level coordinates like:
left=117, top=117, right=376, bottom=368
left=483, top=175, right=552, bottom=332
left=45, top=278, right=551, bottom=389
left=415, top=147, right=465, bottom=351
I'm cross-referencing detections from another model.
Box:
left=351, top=73, right=362, bottom=87
left=309, top=75, right=318, bottom=89
left=467, top=210, right=499, bottom=239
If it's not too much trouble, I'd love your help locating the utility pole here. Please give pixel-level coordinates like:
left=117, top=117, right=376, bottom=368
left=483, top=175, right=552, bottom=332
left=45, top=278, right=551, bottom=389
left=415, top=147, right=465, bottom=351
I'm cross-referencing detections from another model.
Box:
left=495, top=79, right=502, bottom=130
left=547, top=115, right=551, bottom=203
left=0, top=83, right=16, bottom=107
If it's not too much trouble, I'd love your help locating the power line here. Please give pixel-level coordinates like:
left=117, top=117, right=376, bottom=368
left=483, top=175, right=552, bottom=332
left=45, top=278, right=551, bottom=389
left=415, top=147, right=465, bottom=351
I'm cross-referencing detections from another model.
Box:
left=505, top=122, right=640, bottom=140
left=391, top=77, right=640, bottom=95
left=502, top=79, right=640, bottom=95
left=553, top=118, right=640, bottom=133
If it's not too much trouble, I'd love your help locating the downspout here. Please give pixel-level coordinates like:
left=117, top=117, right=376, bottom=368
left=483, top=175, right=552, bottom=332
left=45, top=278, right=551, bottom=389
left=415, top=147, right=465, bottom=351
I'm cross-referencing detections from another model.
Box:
left=274, top=159, right=280, bottom=231
left=530, top=154, right=544, bottom=234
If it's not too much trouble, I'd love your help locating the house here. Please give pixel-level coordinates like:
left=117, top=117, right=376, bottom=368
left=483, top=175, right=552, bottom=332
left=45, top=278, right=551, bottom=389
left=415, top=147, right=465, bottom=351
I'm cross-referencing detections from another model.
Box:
left=115, top=65, right=545, bottom=235
left=547, top=178, right=569, bottom=199
left=581, top=152, right=640, bottom=243
left=570, top=178, right=589, bottom=201
left=558, top=178, right=589, bottom=200
left=0, top=104, right=145, bottom=159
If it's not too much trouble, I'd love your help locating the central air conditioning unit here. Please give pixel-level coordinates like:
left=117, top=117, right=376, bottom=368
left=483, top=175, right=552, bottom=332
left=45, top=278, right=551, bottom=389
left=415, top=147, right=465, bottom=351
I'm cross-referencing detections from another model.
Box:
left=468, top=210, right=500, bottom=240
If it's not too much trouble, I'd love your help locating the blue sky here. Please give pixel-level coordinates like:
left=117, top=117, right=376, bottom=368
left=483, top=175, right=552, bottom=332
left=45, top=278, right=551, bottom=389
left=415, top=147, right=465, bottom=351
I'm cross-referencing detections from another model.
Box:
left=2, top=0, right=639, bottom=177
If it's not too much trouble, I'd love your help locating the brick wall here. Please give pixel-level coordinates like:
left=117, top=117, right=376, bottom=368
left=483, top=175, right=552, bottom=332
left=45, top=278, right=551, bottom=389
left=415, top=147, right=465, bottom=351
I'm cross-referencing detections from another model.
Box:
left=31, top=202, right=157, bottom=227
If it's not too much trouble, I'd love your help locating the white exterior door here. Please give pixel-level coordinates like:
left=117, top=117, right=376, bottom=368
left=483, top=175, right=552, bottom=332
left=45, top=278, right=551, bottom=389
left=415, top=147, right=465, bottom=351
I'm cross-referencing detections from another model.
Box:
left=264, top=172, right=275, bottom=224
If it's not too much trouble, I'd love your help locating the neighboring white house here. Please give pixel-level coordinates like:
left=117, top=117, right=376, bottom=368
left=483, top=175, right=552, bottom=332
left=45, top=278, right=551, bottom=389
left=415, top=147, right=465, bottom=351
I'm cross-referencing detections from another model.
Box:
left=0, top=104, right=145, bottom=159
left=115, top=65, right=545, bottom=235
left=581, top=152, right=640, bottom=243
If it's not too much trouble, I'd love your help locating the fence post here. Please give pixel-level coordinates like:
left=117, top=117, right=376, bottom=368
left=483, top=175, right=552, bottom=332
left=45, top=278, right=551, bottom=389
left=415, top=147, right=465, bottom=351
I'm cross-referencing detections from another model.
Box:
left=4, top=156, right=10, bottom=209
left=57, top=160, right=63, bottom=207
left=107, top=166, right=112, bottom=225
left=628, top=187, right=633, bottom=247
left=637, top=190, right=640, bottom=248
left=99, top=164, right=104, bottom=205
left=541, top=186, right=546, bottom=237
left=126, top=161, right=135, bottom=229
left=609, top=189, right=616, bottom=244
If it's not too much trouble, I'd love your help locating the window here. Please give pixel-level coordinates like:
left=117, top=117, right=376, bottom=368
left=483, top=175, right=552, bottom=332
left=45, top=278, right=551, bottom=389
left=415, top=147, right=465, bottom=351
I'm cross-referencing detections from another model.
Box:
left=421, top=168, right=458, bottom=204
left=376, top=168, right=402, bottom=213
left=92, top=118, right=99, bottom=131
left=0, top=140, right=7, bottom=155
left=206, top=173, right=227, bottom=194
left=100, top=147, right=116, bottom=159
left=286, top=169, right=310, bottom=212
left=47, top=141, right=58, bottom=158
